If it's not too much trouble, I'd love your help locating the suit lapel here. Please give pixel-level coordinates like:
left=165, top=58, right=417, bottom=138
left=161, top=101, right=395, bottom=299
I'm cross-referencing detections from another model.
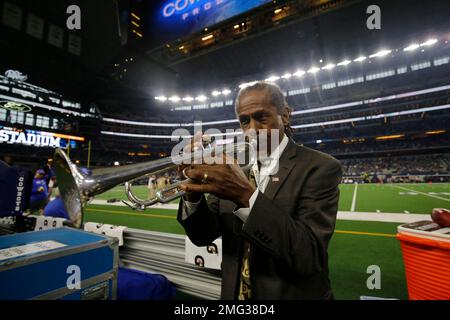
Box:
left=263, top=139, right=298, bottom=200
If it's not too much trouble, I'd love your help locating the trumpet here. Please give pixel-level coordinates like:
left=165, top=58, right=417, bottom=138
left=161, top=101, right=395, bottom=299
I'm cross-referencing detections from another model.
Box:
left=53, top=140, right=256, bottom=228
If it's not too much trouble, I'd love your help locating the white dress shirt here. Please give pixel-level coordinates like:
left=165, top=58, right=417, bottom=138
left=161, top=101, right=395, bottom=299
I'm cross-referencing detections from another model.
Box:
left=182, top=135, right=290, bottom=223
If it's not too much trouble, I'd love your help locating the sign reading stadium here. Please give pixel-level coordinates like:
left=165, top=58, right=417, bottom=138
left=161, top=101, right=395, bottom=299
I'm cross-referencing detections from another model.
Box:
left=0, top=101, right=32, bottom=113
left=0, top=127, right=84, bottom=149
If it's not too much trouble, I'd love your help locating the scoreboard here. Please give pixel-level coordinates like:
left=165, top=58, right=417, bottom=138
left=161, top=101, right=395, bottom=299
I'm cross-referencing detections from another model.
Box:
left=146, top=0, right=272, bottom=45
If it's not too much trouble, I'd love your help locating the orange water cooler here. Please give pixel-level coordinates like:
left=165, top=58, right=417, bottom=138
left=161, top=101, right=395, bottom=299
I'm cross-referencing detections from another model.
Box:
left=397, top=221, right=450, bottom=300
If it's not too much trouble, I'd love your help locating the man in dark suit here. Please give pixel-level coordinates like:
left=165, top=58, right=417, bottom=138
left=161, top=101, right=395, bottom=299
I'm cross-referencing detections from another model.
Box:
left=178, top=82, right=342, bottom=299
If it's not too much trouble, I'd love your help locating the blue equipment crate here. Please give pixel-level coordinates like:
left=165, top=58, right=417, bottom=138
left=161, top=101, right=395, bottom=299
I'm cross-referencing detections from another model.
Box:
left=0, top=227, right=118, bottom=300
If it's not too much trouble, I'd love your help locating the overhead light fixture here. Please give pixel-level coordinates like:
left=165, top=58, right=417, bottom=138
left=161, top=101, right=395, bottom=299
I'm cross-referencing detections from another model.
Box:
left=293, top=70, right=306, bottom=77
left=274, top=8, right=282, bottom=14
left=375, top=134, right=404, bottom=141
left=132, top=30, right=143, bottom=38
left=196, top=95, right=208, bottom=102
left=234, top=24, right=240, bottom=29
left=212, top=90, right=221, bottom=96
left=337, top=60, right=351, bottom=66
left=322, top=63, right=336, bottom=70
left=369, top=49, right=392, bottom=58
left=183, top=96, right=194, bottom=102
left=354, top=56, right=367, bottom=62
left=202, top=34, right=214, bottom=41
left=425, top=130, right=446, bottom=135
left=155, top=96, right=167, bottom=101
left=403, top=43, right=420, bottom=52
left=420, top=38, right=438, bottom=47
left=281, top=73, right=292, bottom=79
left=169, top=96, right=180, bottom=102
left=179, top=45, right=185, bottom=50
left=307, top=67, right=320, bottom=74
left=131, top=13, right=141, bottom=21
left=222, top=89, right=231, bottom=95
left=265, top=75, right=280, bottom=82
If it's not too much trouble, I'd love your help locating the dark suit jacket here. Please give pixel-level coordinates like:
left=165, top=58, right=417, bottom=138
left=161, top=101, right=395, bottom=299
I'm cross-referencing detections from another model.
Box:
left=177, top=139, right=342, bottom=299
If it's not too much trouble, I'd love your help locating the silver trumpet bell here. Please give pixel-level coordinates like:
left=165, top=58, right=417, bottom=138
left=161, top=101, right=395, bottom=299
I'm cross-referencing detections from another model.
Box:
left=53, top=141, right=256, bottom=228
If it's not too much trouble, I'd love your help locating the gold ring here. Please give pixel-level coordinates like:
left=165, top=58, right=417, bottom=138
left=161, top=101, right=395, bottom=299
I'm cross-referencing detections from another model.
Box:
left=201, top=172, right=208, bottom=184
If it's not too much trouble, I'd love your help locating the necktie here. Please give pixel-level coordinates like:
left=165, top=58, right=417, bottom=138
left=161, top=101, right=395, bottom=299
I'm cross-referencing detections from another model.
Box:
left=237, top=168, right=257, bottom=300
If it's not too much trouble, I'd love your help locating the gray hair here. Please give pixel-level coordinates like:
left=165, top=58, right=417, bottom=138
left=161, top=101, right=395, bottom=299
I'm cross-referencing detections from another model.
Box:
left=235, top=81, right=293, bottom=137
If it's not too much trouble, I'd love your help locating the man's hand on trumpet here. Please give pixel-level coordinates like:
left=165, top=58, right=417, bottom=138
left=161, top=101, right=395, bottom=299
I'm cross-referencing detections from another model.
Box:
left=178, top=132, right=256, bottom=208
left=181, top=163, right=256, bottom=208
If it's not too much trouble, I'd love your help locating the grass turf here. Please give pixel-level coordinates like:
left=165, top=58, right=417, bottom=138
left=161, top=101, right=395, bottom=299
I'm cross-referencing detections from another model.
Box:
left=84, top=204, right=409, bottom=300
left=84, top=183, right=450, bottom=299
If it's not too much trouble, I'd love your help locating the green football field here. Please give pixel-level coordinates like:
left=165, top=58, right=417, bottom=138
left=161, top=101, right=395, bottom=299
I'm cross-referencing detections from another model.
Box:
left=84, top=183, right=450, bottom=300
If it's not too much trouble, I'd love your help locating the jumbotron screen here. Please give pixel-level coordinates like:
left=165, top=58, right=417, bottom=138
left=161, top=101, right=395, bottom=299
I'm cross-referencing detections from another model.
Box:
left=146, top=0, right=272, bottom=46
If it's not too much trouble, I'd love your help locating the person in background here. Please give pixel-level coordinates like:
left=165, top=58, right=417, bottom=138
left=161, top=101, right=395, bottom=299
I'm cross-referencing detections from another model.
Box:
left=43, top=159, right=55, bottom=185
left=157, top=174, right=168, bottom=189
left=2, top=155, right=14, bottom=166
left=30, top=169, right=49, bottom=214
left=47, top=176, right=57, bottom=200
left=148, top=175, right=156, bottom=200
left=43, top=187, right=69, bottom=220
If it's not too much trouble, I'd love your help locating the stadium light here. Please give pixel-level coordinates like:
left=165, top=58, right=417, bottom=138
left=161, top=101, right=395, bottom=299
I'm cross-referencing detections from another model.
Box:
left=222, top=89, right=231, bottom=95
left=420, top=38, right=438, bottom=47
left=375, top=134, right=405, bottom=141
left=337, top=60, right=351, bottom=66
left=182, top=96, right=194, bottom=102
left=169, top=96, right=180, bottom=102
left=403, top=43, right=420, bottom=52
left=293, top=70, right=306, bottom=77
left=202, top=34, right=214, bottom=41
left=307, top=67, right=320, bottom=74
left=196, top=95, right=208, bottom=102
left=265, top=75, right=280, bottom=82
left=369, top=49, right=392, bottom=58
left=212, top=90, right=221, bottom=96
left=354, top=56, right=367, bottom=62
left=425, top=130, right=446, bottom=135
left=281, top=73, right=292, bottom=79
left=322, top=63, right=336, bottom=70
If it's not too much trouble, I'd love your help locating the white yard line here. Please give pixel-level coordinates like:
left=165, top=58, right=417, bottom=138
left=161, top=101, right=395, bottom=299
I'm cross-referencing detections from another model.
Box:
left=337, top=211, right=429, bottom=223
left=90, top=199, right=430, bottom=224
left=395, top=185, right=450, bottom=202
left=350, top=183, right=358, bottom=212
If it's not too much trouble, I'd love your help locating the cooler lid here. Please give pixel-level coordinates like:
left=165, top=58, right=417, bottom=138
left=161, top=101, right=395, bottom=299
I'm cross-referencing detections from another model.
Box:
left=397, top=220, right=450, bottom=242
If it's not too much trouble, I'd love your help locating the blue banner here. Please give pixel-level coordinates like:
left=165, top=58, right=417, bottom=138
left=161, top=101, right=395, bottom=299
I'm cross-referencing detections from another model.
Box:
left=0, top=163, right=32, bottom=217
